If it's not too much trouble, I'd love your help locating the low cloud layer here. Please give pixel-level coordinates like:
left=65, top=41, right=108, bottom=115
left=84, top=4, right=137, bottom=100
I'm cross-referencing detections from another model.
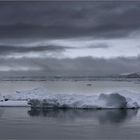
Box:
left=0, top=56, right=140, bottom=76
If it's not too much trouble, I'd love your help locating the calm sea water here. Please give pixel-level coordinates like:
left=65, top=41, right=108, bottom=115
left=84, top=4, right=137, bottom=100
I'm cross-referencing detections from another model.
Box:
left=0, top=107, right=140, bottom=139
left=0, top=81, right=140, bottom=139
left=0, top=80, right=140, bottom=95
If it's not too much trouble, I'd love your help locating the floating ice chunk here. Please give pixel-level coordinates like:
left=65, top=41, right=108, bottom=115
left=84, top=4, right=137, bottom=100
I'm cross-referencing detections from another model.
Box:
left=98, top=93, right=127, bottom=108
left=1, top=88, right=140, bottom=109
left=28, top=91, right=139, bottom=109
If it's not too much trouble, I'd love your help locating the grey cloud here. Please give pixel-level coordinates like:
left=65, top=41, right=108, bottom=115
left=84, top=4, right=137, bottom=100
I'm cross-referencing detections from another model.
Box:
left=29, top=56, right=140, bottom=76
left=0, top=1, right=139, bottom=76
left=0, top=56, right=140, bottom=76
left=0, top=42, right=110, bottom=56
left=0, top=45, right=68, bottom=55
left=0, top=1, right=140, bottom=39
left=87, top=43, right=109, bottom=49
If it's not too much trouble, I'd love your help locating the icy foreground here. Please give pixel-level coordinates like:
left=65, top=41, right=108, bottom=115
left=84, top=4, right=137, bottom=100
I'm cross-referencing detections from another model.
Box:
left=0, top=88, right=140, bottom=109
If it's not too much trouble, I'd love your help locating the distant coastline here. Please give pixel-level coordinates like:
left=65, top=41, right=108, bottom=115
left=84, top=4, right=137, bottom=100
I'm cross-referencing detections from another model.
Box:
left=0, top=74, right=139, bottom=81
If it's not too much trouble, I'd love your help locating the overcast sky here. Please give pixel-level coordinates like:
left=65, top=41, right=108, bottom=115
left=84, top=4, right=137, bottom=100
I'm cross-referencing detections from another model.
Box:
left=0, top=1, right=140, bottom=76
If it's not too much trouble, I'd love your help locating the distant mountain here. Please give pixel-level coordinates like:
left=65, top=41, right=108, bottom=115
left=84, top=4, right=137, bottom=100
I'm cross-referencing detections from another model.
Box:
left=119, top=72, right=140, bottom=78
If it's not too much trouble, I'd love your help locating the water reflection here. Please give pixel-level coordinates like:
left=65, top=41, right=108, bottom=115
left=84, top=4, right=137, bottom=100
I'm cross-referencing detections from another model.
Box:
left=97, top=109, right=138, bottom=124
left=28, top=108, right=138, bottom=124
left=0, top=108, right=4, bottom=117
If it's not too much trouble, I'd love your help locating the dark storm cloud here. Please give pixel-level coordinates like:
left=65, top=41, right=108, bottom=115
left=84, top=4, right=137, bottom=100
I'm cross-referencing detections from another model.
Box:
left=0, top=1, right=140, bottom=39
left=0, top=45, right=67, bottom=55
left=0, top=42, right=110, bottom=56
